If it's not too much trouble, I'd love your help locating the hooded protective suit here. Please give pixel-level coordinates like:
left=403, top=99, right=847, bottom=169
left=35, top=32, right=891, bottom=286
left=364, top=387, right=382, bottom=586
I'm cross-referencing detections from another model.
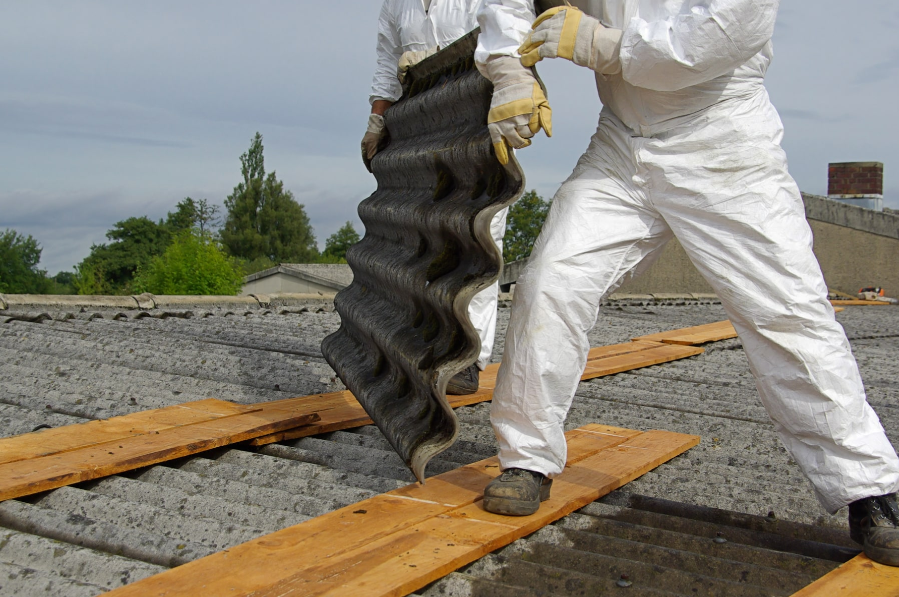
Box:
left=476, top=0, right=899, bottom=513
left=371, top=0, right=507, bottom=370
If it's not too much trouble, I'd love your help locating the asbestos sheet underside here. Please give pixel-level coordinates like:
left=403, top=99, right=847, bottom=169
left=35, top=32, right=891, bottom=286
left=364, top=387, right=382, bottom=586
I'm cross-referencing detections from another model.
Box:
left=321, top=30, right=525, bottom=482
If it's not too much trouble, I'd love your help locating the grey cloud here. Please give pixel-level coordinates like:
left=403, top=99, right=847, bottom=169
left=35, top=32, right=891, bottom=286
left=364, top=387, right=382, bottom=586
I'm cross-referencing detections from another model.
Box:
left=0, top=95, right=190, bottom=148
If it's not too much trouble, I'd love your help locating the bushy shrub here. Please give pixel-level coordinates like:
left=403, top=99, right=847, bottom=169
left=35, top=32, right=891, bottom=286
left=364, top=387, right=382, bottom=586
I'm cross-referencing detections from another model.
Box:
left=134, top=232, right=244, bottom=295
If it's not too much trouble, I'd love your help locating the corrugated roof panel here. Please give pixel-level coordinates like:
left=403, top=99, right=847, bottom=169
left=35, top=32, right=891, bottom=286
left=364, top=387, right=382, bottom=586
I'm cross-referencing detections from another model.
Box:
left=1, top=300, right=896, bottom=595
left=322, top=30, right=525, bottom=482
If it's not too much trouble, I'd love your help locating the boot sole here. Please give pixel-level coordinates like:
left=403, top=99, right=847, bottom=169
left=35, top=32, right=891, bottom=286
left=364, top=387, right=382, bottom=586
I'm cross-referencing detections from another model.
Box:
left=865, top=540, right=899, bottom=566
left=482, top=481, right=552, bottom=516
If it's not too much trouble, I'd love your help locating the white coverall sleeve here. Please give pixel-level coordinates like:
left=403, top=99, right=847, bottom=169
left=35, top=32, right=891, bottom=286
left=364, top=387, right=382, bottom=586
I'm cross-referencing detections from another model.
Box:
left=620, top=0, right=778, bottom=92
left=370, top=0, right=404, bottom=104
left=475, top=0, right=537, bottom=68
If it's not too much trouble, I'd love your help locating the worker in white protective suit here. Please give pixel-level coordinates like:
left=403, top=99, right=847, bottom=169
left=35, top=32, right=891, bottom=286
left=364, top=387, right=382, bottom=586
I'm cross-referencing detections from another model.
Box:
left=475, top=0, right=899, bottom=565
left=364, top=0, right=511, bottom=395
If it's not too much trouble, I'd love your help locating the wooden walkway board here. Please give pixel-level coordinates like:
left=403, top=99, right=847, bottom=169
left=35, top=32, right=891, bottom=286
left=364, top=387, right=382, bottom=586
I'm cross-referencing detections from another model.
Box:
left=581, top=341, right=703, bottom=380
left=249, top=339, right=704, bottom=447
left=0, top=398, right=260, bottom=466
left=0, top=328, right=712, bottom=501
left=791, top=554, right=899, bottom=597
left=103, top=424, right=699, bottom=597
left=634, top=320, right=737, bottom=345
left=830, top=300, right=893, bottom=306
left=0, top=402, right=321, bottom=502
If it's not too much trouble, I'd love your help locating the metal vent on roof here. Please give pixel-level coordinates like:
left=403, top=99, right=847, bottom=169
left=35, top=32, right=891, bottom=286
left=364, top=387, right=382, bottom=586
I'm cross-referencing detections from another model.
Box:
left=321, top=30, right=525, bottom=482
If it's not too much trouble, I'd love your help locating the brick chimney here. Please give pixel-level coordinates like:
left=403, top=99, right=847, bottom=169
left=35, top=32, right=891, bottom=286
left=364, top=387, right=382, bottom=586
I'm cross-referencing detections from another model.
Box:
left=828, top=162, right=884, bottom=211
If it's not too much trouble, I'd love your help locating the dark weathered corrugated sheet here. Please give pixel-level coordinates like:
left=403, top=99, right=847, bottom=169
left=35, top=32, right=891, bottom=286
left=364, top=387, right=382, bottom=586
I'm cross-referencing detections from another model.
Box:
left=322, top=30, right=525, bottom=482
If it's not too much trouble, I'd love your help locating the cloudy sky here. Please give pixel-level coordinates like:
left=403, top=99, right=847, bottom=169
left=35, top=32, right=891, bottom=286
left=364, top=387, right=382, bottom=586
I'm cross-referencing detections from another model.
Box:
left=2, top=1, right=897, bottom=275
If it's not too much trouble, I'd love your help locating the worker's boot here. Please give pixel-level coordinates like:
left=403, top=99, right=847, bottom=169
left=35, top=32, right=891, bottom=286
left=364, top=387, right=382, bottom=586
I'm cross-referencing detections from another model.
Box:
left=483, top=468, right=552, bottom=516
left=446, top=365, right=479, bottom=395
left=849, top=493, right=899, bottom=566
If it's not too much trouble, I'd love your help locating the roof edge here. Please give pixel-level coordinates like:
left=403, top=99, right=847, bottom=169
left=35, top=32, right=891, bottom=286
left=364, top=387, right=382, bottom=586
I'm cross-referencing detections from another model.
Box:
left=0, top=292, right=337, bottom=311
left=802, top=192, right=899, bottom=240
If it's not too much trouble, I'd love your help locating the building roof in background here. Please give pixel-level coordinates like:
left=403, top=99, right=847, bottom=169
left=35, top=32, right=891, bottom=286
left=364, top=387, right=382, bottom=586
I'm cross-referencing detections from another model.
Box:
left=1, top=295, right=896, bottom=595
left=242, top=264, right=353, bottom=291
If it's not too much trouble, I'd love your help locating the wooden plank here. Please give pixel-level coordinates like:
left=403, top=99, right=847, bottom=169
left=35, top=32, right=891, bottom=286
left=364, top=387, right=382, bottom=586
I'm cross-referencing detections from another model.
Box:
left=0, top=332, right=712, bottom=499
left=0, top=399, right=260, bottom=466
left=0, top=410, right=320, bottom=502
left=586, top=339, right=674, bottom=359
left=280, top=431, right=699, bottom=597
left=581, top=343, right=704, bottom=379
left=104, top=425, right=697, bottom=597
left=790, top=554, right=899, bottom=597
left=251, top=342, right=701, bottom=447
left=633, top=320, right=738, bottom=345
left=830, top=300, right=893, bottom=306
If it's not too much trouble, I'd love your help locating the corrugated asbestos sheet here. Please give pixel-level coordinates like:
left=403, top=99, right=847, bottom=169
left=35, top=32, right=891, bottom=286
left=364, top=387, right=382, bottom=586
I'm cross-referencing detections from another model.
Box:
left=1, top=300, right=897, bottom=595
left=322, top=30, right=526, bottom=482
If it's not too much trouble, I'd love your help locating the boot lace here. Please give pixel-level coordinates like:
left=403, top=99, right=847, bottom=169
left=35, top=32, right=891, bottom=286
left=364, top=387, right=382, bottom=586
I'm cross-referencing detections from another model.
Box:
left=871, top=495, right=899, bottom=527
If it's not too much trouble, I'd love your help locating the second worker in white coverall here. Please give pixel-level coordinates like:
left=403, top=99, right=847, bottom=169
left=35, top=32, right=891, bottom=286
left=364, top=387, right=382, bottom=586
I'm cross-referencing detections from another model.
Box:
left=475, top=0, right=899, bottom=565
left=363, top=0, right=508, bottom=395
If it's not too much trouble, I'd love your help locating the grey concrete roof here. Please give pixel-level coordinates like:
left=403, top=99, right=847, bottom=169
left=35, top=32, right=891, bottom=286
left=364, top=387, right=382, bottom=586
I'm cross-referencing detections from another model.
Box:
left=1, top=296, right=896, bottom=595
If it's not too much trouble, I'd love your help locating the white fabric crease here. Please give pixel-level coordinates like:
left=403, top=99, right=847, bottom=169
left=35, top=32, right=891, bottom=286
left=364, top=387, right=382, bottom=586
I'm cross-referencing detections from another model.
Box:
left=476, top=0, right=899, bottom=513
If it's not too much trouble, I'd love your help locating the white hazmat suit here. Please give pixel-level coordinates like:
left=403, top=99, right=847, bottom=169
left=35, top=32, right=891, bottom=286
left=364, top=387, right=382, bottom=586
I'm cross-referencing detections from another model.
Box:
left=476, top=0, right=899, bottom=513
left=371, top=0, right=507, bottom=371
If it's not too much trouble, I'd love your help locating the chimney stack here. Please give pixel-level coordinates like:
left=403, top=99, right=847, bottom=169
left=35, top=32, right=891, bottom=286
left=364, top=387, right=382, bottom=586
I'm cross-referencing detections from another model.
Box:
left=828, top=162, right=884, bottom=211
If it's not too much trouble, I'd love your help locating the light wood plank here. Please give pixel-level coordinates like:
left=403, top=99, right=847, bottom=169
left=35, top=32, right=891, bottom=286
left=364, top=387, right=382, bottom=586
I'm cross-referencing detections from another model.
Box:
left=288, top=431, right=699, bottom=597
left=251, top=342, right=700, bottom=447
left=104, top=425, right=698, bottom=597
left=633, top=320, right=737, bottom=345
left=1, top=330, right=714, bottom=500
left=790, top=554, right=899, bottom=597
left=0, top=410, right=320, bottom=502
left=830, top=300, right=893, bottom=306
left=0, top=399, right=260, bottom=466
left=581, top=343, right=704, bottom=379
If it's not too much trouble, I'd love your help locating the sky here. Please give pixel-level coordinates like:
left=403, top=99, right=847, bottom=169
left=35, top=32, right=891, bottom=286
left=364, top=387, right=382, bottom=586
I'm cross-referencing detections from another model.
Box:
left=2, top=1, right=898, bottom=275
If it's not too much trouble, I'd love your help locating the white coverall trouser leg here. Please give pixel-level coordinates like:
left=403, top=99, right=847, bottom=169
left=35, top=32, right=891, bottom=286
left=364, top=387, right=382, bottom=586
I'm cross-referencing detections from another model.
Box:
left=491, top=92, right=899, bottom=513
left=470, top=207, right=509, bottom=370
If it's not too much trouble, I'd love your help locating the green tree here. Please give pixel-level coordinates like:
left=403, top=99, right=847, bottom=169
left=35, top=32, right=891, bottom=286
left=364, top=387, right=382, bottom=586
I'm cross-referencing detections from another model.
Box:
left=503, top=190, right=550, bottom=263
left=133, top=231, right=244, bottom=295
left=221, top=133, right=319, bottom=263
left=77, top=216, right=171, bottom=293
left=72, top=261, right=111, bottom=295
left=322, top=221, right=360, bottom=262
left=165, top=198, right=198, bottom=235
left=241, top=256, right=278, bottom=276
left=166, top=197, right=221, bottom=236
left=0, top=229, right=51, bottom=293
left=47, top=271, right=76, bottom=295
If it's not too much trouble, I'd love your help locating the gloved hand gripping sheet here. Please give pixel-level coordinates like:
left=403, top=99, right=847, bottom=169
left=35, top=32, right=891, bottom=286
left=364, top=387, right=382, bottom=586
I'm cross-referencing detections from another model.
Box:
left=322, top=30, right=526, bottom=482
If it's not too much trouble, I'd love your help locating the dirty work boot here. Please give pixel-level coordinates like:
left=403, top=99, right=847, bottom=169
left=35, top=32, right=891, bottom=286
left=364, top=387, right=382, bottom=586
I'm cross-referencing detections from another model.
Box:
left=446, top=365, right=479, bottom=395
left=483, top=468, right=552, bottom=516
left=849, top=493, right=899, bottom=566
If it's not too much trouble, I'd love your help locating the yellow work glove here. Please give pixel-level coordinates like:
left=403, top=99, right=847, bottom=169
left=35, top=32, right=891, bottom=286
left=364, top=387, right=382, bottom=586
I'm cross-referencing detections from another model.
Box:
left=519, top=5, right=622, bottom=75
left=361, top=113, right=386, bottom=172
left=481, top=56, right=552, bottom=166
left=397, top=46, right=439, bottom=83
